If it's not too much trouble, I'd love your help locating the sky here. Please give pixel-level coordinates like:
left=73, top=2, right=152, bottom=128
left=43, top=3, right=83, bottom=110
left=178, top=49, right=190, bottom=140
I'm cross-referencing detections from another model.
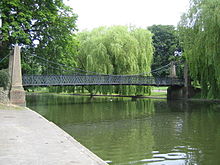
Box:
left=64, top=0, right=189, bottom=31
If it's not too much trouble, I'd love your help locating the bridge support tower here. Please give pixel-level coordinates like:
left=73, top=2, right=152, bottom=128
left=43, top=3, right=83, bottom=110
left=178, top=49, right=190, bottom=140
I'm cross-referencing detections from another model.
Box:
left=167, top=62, right=199, bottom=100
left=169, top=61, right=177, bottom=78
left=9, top=45, right=26, bottom=106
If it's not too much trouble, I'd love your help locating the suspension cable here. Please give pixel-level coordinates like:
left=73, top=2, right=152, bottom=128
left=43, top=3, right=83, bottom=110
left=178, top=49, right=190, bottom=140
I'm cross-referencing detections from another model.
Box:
left=23, top=56, right=80, bottom=74
left=0, top=54, right=10, bottom=64
left=24, top=53, right=184, bottom=76
left=28, top=54, right=97, bottom=74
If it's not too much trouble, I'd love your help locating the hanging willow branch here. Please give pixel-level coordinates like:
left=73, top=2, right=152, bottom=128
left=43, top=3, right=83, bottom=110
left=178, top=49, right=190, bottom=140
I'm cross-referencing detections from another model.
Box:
left=76, top=26, right=154, bottom=95
left=178, top=0, right=220, bottom=99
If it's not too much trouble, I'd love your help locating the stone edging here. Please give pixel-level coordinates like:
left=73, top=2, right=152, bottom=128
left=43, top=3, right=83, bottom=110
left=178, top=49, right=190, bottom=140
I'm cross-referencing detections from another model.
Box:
left=0, top=87, right=9, bottom=104
left=25, top=108, right=108, bottom=165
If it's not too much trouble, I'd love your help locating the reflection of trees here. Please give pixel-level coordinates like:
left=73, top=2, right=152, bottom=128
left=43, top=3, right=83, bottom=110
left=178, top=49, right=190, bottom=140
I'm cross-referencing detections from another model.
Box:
left=27, top=94, right=156, bottom=164
left=64, top=118, right=154, bottom=164
left=152, top=100, right=220, bottom=165
left=27, top=94, right=155, bottom=125
left=151, top=100, right=187, bottom=153
left=27, top=94, right=220, bottom=165
left=180, top=102, right=220, bottom=165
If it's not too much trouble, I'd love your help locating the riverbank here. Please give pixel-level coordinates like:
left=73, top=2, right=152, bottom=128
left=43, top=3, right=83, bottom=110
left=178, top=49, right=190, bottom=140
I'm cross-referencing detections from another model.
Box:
left=25, top=87, right=167, bottom=99
left=25, top=93, right=220, bottom=164
left=26, top=91, right=167, bottom=100
left=26, top=92, right=220, bottom=103
left=0, top=104, right=107, bottom=165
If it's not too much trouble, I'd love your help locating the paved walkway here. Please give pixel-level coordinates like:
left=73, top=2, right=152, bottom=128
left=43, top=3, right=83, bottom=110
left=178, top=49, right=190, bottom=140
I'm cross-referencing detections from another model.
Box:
left=0, top=106, right=107, bottom=165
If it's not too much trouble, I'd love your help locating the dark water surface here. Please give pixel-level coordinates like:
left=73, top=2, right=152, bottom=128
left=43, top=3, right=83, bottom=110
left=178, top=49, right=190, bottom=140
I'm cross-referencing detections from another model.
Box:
left=27, top=94, right=220, bottom=165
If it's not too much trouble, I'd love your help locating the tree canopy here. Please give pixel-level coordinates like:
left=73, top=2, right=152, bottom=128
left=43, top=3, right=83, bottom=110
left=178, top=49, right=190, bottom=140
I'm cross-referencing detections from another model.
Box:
left=178, top=0, right=220, bottom=98
left=148, top=25, right=182, bottom=77
left=76, top=26, right=154, bottom=95
left=0, top=0, right=78, bottom=71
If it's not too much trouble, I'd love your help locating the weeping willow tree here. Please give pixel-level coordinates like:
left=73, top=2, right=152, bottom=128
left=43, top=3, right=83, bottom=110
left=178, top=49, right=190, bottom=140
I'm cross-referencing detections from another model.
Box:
left=178, top=0, right=220, bottom=99
left=76, top=26, right=154, bottom=95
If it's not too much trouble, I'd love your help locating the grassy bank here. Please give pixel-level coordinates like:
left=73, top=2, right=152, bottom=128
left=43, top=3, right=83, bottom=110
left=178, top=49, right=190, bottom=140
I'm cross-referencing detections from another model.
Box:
left=26, top=87, right=168, bottom=99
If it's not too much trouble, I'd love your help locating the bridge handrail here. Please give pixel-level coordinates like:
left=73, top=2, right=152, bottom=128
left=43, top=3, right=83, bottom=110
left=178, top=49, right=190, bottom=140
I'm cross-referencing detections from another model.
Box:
left=22, top=75, right=184, bottom=86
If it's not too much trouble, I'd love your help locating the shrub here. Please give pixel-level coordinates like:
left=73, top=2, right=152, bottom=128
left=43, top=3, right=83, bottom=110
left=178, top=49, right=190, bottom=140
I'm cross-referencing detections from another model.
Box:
left=0, top=69, right=9, bottom=90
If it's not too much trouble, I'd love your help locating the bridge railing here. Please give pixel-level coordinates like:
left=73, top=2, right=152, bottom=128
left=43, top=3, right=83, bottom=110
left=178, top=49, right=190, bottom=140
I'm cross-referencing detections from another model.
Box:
left=22, top=75, right=184, bottom=87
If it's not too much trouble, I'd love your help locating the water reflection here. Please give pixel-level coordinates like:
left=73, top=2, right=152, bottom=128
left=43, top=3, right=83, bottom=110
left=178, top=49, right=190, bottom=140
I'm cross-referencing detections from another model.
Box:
left=27, top=94, right=220, bottom=165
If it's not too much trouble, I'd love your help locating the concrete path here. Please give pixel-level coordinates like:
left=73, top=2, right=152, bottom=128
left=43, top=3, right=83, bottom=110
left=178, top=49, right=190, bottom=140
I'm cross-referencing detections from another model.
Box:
left=0, top=106, right=108, bottom=165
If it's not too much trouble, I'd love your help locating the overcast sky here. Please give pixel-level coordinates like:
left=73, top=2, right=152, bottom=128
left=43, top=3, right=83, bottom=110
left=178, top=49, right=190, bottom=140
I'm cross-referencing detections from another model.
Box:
left=64, top=0, right=189, bottom=31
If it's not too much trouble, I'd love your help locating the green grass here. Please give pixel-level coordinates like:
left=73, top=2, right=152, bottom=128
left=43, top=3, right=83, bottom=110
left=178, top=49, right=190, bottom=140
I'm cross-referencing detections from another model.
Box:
left=26, top=86, right=168, bottom=99
left=150, top=91, right=167, bottom=98
left=152, top=86, right=168, bottom=90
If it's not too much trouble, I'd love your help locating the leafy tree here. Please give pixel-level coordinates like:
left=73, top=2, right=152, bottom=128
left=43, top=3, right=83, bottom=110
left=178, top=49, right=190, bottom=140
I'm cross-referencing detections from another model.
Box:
left=148, top=25, right=182, bottom=77
left=0, top=69, right=9, bottom=90
left=0, top=0, right=78, bottom=72
left=178, top=0, right=220, bottom=98
left=76, top=26, right=154, bottom=95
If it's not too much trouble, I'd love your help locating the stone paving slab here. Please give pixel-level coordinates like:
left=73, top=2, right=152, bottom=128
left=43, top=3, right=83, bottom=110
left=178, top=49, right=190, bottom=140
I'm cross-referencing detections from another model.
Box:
left=0, top=107, right=108, bottom=165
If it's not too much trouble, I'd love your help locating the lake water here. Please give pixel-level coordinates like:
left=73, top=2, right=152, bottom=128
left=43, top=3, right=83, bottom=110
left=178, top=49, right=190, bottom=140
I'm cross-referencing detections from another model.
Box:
left=27, top=94, right=220, bottom=165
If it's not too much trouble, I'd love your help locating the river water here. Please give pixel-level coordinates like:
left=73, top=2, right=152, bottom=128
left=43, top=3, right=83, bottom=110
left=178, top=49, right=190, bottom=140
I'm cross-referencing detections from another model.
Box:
left=27, top=94, right=220, bottom=165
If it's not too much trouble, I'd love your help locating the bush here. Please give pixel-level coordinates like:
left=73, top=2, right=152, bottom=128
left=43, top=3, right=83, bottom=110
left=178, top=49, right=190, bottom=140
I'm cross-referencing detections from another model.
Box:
left=0, top=69, right=9, bottom=90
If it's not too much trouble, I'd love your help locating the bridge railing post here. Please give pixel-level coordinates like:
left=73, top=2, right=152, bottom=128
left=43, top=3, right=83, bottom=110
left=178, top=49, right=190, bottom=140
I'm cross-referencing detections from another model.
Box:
left=9, top=45, right=26, bottom=106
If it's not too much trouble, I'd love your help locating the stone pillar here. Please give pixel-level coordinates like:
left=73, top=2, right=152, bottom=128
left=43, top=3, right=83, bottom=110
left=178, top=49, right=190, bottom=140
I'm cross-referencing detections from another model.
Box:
left=169, top=61, right=177, bottom=78
left=0, top=87, right=9, bottom=104
left=167, top=62, right=200, bottom=100
left=9, top=45, right=26, bottom=106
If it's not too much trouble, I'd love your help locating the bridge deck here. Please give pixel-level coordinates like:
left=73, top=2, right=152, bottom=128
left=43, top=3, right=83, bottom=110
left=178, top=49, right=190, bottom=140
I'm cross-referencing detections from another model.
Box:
left=22, top=75, right=184, bottom=87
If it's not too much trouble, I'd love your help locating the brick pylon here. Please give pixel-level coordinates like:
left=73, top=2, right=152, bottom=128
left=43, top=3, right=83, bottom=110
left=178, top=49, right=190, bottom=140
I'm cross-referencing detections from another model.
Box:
left=9, top=45, right=26, bottom=106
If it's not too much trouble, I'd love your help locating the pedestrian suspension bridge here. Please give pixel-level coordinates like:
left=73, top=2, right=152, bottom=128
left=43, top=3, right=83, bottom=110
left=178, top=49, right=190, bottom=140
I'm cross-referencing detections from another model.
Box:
left=23, top=74, right=183, bottom=87
left=21, top=53, right=184, bottom=87
left=1, top=45, right=189, bottom=106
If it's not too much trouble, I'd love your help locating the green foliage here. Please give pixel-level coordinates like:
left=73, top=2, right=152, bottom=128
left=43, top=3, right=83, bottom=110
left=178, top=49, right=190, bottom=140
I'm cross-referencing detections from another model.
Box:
left=178, top=0, right=220, bottom=98
left=148, top=25, right=182, bottom=77
left=0, top=69, right=9, bottom=90
left=0, top=0, right=78, bottom=72
left=76, top=26, right=154, bottom=95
